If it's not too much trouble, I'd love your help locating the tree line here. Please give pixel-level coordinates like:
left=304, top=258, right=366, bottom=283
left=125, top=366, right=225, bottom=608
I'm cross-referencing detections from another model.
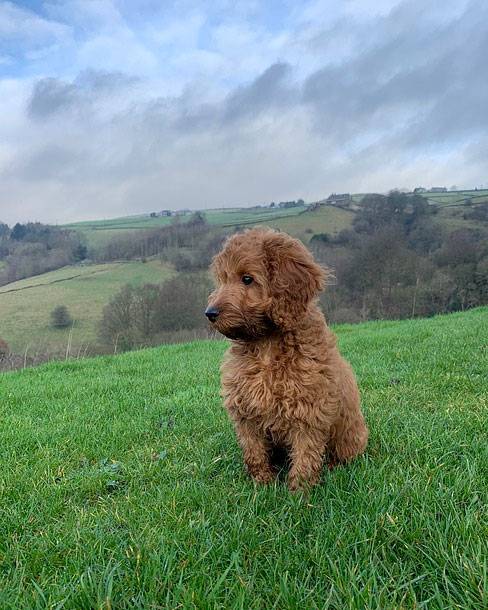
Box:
left=0, top=222, right=87, bottom=286
left=312, top=191, right=488, bottom=323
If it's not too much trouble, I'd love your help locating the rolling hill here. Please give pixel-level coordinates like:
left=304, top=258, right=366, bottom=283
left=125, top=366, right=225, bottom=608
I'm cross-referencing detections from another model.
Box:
left=64, top=203, right=356, bottom=250
left=65, top=206, right=306, bottom=249
left=66, top=190, right=488, bottom=252
left=0, top=307, right=486, bottom=608
left=0, top=260, right=171, bottom=354
left=2, top=189, right=486, bottom=356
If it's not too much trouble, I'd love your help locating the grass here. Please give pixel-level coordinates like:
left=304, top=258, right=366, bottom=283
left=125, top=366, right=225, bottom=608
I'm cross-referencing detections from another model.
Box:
left=66, top=207, right=305, bottom=249
left=67, top=204, right=352, bottom=251
left=0, top=260, right=171, bottom=354
left=422, top=189, right=488, bottom=206
left=0, top=307, right=486, bottom=608
left=434, top=206, right=487, bottom=233
left=264, top=205, right=355, bottom=242
left=66, top=192, right=488, bottom=252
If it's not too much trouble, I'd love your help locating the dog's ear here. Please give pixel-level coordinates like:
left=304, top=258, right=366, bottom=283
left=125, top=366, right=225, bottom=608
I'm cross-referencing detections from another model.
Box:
left=263, top=232, right=327, bottom=330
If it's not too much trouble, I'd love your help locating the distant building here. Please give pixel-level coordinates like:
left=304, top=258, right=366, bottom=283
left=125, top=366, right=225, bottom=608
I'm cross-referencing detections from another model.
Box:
left=413, top=187, right=427, bottom=194
left=308, top=193, right=359, bottom=211
left=150, top=212, right=158, bottom=217
left=430, top=187, right=447, bottom=193
left=326, top=193, right=352, bottom=206
left=160, top=210, right=172, bottom=216
left=278, top=200, right=304, bottom=209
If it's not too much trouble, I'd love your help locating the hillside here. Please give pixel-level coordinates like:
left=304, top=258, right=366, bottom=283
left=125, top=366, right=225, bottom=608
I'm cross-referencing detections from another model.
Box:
left=0, top=260, right=171, bottom=354
left=65, top=206, right=306, bottom=249
left=2, top=189, right=487, bottom=357
left=1, top=308, right=486, bottom=608
left=421, top=188, right=488, bottom=206
left=66, top=190, right=488, bottom=252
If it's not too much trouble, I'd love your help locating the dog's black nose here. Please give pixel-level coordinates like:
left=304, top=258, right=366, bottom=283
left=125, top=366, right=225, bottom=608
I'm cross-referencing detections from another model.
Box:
left=205, top=306, right=219, bottom=322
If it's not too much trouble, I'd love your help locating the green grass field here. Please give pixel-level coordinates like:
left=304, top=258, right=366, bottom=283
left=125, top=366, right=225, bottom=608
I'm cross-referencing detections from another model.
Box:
left=422, top=189, right=488, bottom=206
left=67, top=191, right=488, bottom=251
left=66, top=207, right=306, bottom=250
left=434, top=205, right=486, bottom=233
left=266, top=205, right=355, bottom=242
left=1, top=307, right=486, bottom=608
left=0, top=261, right=171, bottom=354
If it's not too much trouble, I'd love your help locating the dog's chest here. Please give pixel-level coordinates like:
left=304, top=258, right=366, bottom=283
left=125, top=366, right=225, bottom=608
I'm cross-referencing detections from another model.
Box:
left=223, top=343, right=320, bottom=433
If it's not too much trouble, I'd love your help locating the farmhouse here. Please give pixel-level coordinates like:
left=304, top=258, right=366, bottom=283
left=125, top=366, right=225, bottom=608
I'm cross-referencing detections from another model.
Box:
left=413, top=187, right=427, bottom=193
left=326, top=193, right=352, bottom=205
left=308, top=193, right=360, bottom=212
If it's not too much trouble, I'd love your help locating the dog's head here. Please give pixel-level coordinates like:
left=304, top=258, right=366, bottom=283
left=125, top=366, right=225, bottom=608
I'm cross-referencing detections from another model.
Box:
left=206, top=228, right=327, bottom=339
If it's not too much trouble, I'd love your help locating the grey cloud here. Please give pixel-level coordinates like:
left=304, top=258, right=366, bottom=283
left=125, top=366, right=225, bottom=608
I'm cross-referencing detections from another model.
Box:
left=15, top=144, right=84, bottom=181
left=223, top=62, right=295, bottom=121
left=301, top=0, right=488, bottom=150
left=28, top=77, right=78, bottom=119
left=168, top=62, right=296, bottom=133
left=75, top=69, right=140, bottom=93
left=27, top=69, right=139, bottom=120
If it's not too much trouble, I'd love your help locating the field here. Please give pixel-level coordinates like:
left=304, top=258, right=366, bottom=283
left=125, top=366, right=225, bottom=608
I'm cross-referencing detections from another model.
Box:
left=66, top=207, right=306, bottom=250
left=267, top=205, right=354, bottom=242
left=434, top=204, right=487, bottom=233
left=1, top=307, right=486, bottom=608
left=66, top=190, right=488, bottom=252
left=0, top=260, right=171, bottom=354
left=421, top=189, right=488, bottom=206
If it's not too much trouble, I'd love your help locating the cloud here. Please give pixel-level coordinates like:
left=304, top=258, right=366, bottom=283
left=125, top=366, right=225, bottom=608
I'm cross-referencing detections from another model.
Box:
left=0, top=1, right=69, bottom=42
left=303, top=0, right=488, bottom=149
left=0, top=1, right=71, bottom=65
left=27, top=70, right=139, bottom=119
left=0, top=0, right=487, bottom=225
left=223, top=62, right=295, bottom=122
left=28, top=77, right=78, bottom=118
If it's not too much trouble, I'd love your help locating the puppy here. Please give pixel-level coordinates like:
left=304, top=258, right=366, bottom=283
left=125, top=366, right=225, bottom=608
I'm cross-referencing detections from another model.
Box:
left=206, top=228, right=368, bottom=490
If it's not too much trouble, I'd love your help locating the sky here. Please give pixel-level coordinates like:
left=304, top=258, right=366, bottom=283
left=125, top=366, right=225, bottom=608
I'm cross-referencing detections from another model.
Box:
left=0, top=0, right=487, bottom=224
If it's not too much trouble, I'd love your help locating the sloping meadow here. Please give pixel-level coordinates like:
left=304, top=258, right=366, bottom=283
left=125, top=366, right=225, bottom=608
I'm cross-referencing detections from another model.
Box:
left=0, top=308, right=487, bottom=608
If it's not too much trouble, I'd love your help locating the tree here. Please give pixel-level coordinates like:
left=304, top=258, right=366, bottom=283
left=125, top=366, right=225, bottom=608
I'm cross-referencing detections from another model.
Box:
left=73, top=243, right=88, bottom=261
left=153, top=273, right=212, bottom=332
left=98, top=273, right=213, bottom=352
left=51, top=305, right=73, bottom=328
left=0, top=337, right=9, bottom=359
left=99, top=285, right=137, bottom=351
left=133, top=283, right=160, bottom=338
left=353, top=191, right=429, bottom=236
left=0, top=223, right=9, bottom=239
left=11, top=223, right=27, bottom=241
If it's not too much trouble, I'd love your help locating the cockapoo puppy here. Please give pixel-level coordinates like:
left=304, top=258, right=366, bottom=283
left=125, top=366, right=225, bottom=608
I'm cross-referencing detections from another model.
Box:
left=206, top=228, right=368, bottom=491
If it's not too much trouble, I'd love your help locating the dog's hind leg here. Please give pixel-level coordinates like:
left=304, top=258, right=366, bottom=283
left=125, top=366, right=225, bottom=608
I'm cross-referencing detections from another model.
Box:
left=331, top=366, right=368, bottom=464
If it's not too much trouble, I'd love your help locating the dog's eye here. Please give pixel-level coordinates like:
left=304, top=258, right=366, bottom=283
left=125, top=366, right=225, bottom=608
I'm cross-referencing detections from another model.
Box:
left=242, top=275, right=253, bottom=285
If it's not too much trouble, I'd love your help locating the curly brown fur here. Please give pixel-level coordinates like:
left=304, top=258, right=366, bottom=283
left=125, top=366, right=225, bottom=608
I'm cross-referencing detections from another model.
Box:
left=207, top=228, right=368, bottom=491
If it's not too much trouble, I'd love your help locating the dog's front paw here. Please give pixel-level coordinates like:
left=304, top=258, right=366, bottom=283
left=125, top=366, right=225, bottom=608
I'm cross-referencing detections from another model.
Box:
left=287, top=476, right=305, bottom=493
left=249, top=466, right=276, bottom=485
left=287, top=471, right=318, bottom=493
